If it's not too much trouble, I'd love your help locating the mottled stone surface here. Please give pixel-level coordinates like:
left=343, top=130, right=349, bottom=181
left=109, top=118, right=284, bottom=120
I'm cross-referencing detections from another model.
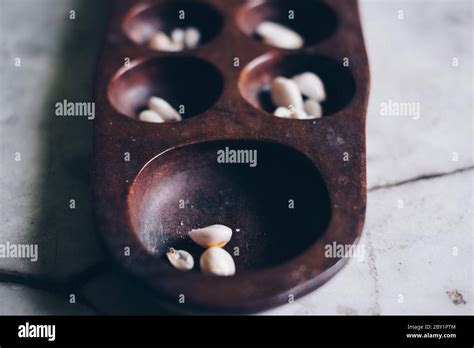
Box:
left=0, top=0, right=108, bottom=277
left=265, top=170, right=473, bottom=315
left=0, top=0, right=472, bottom=314
left=361, top=0, right=473, bottom=188
left=366, top=171, right=472, bottom=315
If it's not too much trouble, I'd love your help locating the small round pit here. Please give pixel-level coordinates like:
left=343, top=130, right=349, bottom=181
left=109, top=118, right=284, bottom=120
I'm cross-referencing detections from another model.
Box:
left=123, top=1, right=223, bottom=50
left=236, top=0, right=338, bottom=49
left=238, top=53, right=356, bottom=117
left=108, top=56, right=224, bottom=121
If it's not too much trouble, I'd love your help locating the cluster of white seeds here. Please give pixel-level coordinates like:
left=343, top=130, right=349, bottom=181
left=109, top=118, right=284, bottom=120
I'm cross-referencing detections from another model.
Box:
left=167, top=224, right=236, bottom=276
left=149, top=27, right=201, bottom=52
left=271, top=72, right=326, bottom=120
left=138, top=96, right=182, bottom=123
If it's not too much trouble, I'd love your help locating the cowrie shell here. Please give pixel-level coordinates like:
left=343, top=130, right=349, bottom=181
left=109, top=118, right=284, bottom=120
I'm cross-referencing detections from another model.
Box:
left=273, top=107, right=292, bottom=118
left=200, top=247, right=236, bottom=276
left=184, top=27, right=201, bottom=49
left=303, top=99, right=323, bottom=119
left=291, top=108, right=308, bottom=119
left=149, top=32, right=182, bottom=52
left=138, top=110, right=165, bottom=123
left=188, top=224, right=232, bottom=248
left=171, top=28, right=185, bottom=48
left=271, top=77, right=304, bottom=110
left=256, top=21, right=304, bottom=49
left=293, top=72, right=326, bottom=102
left=148, top=97, right=182, bottom=122
left=166, top=248, right=194, bottom=271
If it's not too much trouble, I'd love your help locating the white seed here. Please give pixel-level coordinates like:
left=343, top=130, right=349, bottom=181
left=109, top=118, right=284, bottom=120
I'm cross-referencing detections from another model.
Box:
left=167, top=248, right=194, bottom=271
left=303, top=99, right=323, bottom=119
left=293, top=72, right=326, bottom=102
left=138, top=110, right=165, bottom=123
left=256, top=21, right=304, bottom=49
left=189, top=224, right=232, bottom=248
left=271, top=77, right=304, bottom=110
left=273, top=107, right=292, bottom=118
left=149, top=32, right=182, bottom=52
left=148, top=97, right=182, bottom=122
left=171, top=28, right=185, bottom=48
left=291, top=108, right=309, bottom=119
left=184, top=27, right=201, bottom=49
left=298, top=115, right=320, bottom=120
left=149, top=32, right=170, bottom=49
left=200, top=247, right=236, bottom=276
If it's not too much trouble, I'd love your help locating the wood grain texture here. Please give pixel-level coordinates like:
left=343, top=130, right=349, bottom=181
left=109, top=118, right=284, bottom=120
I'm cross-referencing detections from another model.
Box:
left=93, top=0, right=370, bottom=313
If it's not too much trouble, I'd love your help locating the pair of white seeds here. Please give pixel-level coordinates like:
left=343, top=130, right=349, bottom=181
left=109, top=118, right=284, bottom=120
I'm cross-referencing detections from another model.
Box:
left=150, top=21, right=300, bottom=51
left=139, top=96, right=182, bottom=123
left=166, top=224, right=236, bottom=276
left=149, top=27, right=201, bottom=52
left=256, top=21, right=304, bottom=50
left=271, top=72, right=327, bottom=120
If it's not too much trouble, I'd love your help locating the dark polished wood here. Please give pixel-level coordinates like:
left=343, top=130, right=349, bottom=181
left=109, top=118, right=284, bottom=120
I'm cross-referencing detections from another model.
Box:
left=94, top=0, right=370, bottom=313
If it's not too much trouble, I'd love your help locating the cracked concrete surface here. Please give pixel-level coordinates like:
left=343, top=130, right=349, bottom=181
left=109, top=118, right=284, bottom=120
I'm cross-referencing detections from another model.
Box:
left=0, top=0, right=472, bottom=314
left=361, top=0, right=473, bottom=189
left=266, top=170, right=473, bottom=315
left=365, top=226, right=381, bottom=315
